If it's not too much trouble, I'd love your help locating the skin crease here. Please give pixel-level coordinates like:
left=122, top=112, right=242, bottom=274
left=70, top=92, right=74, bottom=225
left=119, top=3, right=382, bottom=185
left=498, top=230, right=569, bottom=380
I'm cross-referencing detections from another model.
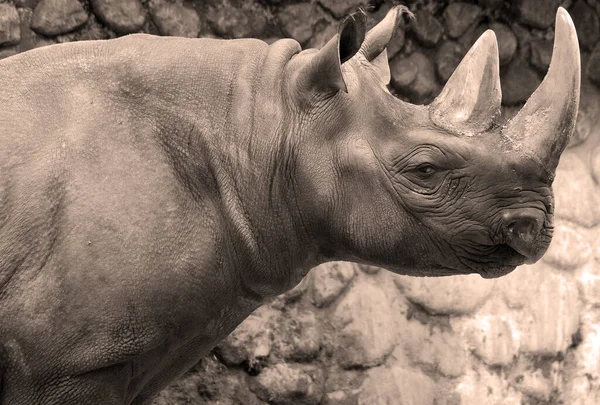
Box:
left=0, top=7, right=577, bottom=405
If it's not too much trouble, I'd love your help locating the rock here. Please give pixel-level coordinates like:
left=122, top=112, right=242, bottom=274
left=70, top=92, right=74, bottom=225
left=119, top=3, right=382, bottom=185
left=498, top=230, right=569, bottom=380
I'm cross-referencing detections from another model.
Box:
left=17, top=8, right=55, bottom=52
left=570, top=0, right=600, bottom=50
left=216, top=313, right=272, bottom=366
left=358, top=363, right=436, bottom=405
left=516, top=0, right=560, bottom=29
left=563, top=375, right=600, bottom=405
left=13, top=0, right=42, bottom=7
left=543, top=223, right=592, bottom=270
left=510, top=365, right=555, bottom=401
left=530, top=38, right=553, bottom=72
left=324, top=390, right=357, bottom=405
left=331, top=281, right=397, bottom=368
left=394, top=273, right=494, bottom=315
left=457, top=299, right=519, bottom=367
left=479, top=0, right=504, bottom=10
left=275, top=309, right=321, bottom=361
left=30, top=0, right=88, bottom=37
left=455, top=368, right=523, bottom=405
left=76, top=14, right=114, bottom=41
left=497, top=262, right=546, bottom=308
left=575, top=261, right=600, bottom=307
left=489, top=22, right=517, bottom=65
left=389, top=53, right=418, bottom=93
left=358, top=264, right=380, bottom=275
left=279, top=3, right=326, bottom=46
left=308, top=23, right=337, bottom=50
left=588, top=42, right=600, bottom=85
left=317, top=0, right=365, bottom=19
left=403, top=322, right=467, bottom=377
left=0, top=4, right=20, bottom=46
left=148, top=0, right=200, bottom=38
left=249, top=363, right=324, bottom=405
left=310, top=262, right=355, bottom=308
left=443, top=2, right=482, bottom=39
left=573, top=77, right=600, bottom=148
left=0, top=48, right=17, bottom=60
left=510, top=22, right=532, bottom=58
left=593, top=145, right=600, bottom=184
left=554, top=152, right=600, bottom=227
left=412, top=9, right=443, bottom=48
left=571, top=311, right=600, bottom=377
left=435, top=40, right=465, bottom=83
left=500, top=56, right=541, bottom=105
left=517, top=267, right=580, bottom=355
left=206, top=1, right=266, bottom=39
left=91, top=0, right=146, bottom=35
left=390, top=52, right=438, bottom=103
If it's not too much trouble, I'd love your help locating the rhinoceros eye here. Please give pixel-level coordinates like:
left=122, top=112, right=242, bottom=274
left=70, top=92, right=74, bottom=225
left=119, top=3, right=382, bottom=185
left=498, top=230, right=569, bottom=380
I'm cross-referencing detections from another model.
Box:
left=401, top=162, right=445, bottom=192
left=416, top=163, right=436, bottom=176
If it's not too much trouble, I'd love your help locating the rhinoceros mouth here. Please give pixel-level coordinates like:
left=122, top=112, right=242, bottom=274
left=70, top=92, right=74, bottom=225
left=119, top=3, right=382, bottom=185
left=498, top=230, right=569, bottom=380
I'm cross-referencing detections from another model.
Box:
left=445, top=243, right=530, bottom=279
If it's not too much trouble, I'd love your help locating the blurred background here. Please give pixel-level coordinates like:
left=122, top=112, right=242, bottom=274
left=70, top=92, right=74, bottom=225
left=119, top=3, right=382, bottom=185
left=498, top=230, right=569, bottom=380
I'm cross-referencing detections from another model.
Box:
left=1, top=0, right=599, bottom=404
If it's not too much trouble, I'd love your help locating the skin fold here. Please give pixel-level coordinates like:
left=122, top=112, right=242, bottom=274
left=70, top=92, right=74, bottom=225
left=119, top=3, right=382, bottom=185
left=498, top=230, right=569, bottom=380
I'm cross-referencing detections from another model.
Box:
left=0, top=6, right=580, bottom=404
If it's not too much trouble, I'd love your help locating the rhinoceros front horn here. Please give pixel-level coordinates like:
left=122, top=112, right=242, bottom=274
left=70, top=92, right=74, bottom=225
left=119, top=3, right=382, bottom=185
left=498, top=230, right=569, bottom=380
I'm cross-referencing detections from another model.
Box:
left=428, top=30, right=502, bottom=136
left=502, top=7, right=580, bottom=172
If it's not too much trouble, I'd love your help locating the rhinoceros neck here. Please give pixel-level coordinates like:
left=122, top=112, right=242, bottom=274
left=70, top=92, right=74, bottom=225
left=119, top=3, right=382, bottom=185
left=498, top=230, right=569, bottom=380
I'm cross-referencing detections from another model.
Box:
left=98, top=35, right=319, bottom=297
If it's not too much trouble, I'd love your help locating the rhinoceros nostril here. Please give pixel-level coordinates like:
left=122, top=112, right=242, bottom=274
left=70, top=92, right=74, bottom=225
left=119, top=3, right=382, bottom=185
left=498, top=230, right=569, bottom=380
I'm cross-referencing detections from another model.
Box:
left=502, top=209, right=546, bottom=261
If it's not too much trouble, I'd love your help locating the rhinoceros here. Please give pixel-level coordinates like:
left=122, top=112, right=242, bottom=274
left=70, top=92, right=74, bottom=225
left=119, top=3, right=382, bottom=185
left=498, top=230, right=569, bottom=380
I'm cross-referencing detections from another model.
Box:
left=0, top=5, right=580, bottom=404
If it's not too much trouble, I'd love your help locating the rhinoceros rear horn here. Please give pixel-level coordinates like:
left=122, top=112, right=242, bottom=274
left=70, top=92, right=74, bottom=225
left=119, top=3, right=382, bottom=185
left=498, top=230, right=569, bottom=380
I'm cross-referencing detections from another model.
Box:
left=428, top=30, right=502, bottom=136
left=502, top=7, right=580, bottom=172
left=297, top=11, right=366, bottom=94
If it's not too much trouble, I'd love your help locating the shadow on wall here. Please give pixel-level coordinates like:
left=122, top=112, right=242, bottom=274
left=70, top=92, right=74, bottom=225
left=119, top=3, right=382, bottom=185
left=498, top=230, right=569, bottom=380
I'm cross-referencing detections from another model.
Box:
left=2, top=0, right=600, bottom=404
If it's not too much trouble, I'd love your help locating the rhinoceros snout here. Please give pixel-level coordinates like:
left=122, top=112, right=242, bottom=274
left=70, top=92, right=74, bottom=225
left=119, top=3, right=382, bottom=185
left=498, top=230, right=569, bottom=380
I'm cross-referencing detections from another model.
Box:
left=501, top=209, right=549, bottom=263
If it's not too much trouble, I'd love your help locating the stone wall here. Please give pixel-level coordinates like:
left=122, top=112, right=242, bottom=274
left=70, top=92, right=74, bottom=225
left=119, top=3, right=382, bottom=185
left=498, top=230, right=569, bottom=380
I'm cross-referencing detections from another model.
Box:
left=1, top=0, right=600, bottom=404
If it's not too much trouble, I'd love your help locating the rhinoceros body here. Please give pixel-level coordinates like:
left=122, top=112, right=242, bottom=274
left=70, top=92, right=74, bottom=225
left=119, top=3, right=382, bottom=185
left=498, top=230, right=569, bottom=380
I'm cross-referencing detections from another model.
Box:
left=0, top=6, right=581, bottom=405
left=0, top=35, right=308, bottom=404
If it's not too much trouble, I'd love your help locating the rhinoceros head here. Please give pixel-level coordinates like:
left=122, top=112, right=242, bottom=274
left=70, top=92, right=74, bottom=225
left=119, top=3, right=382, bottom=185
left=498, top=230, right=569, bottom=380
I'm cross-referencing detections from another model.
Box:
left=285, top=6, right=580, bottom=278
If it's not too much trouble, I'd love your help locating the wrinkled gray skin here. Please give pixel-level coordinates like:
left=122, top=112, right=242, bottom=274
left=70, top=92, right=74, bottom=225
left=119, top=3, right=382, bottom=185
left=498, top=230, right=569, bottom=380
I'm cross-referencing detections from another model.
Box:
left=0, top=6, right=579, bottom=405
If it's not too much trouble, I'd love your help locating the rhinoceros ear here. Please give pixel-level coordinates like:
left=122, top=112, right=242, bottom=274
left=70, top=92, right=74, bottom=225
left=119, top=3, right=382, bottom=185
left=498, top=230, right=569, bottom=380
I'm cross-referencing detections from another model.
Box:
left=297, top=12, right=366, bottom=94
left=359, top=6, right=412, bottom=85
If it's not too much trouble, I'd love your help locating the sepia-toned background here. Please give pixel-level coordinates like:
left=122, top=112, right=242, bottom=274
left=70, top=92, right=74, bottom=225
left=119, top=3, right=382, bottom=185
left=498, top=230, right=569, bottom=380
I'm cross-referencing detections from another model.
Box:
left=1, top=0, right=599, bottom=403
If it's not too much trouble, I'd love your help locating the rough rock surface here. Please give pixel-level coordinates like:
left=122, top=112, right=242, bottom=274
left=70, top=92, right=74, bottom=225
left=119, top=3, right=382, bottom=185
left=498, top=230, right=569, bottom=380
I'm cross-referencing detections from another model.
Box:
left=412, top=9, right=443, bottom=47
left=570, top=0, right=600, bottom=50
left=391, top=51, right=438, bottom=103
left=489, top=22, right=517, bottom=65
left=279, top=3, right=327, bottom=46
left=435, top=40, right=465, bottom=83
left=443, top=2, right=481, bottom=39
left=501, top=56, right=542, bottom=105
left=206, top=1, right=267, bottom=39
left=394, top=273, right=494, bottom=315
left=91, top=0, right=146, bottom=34
left=148, top=0, right=200, bottom=38
left=530, top=38, right=553, bottom=72
left=317, top=0, right=365, bottom=19
left=249, top=363, right=325, bottom=405
left=31, top=0, right=88, bottom=37
left=216, top=311, right=272, bottom=367
left=331, top=280, right=397, bottom=368
left=358, top=360, right=436, bottom=405
left=310, top=262, right=355, bottom=308
left=516, top=0, right=560, bottom=29
left=0, top=4, right=21, bottom=46
left=588, top=43, right=600, bottom=85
